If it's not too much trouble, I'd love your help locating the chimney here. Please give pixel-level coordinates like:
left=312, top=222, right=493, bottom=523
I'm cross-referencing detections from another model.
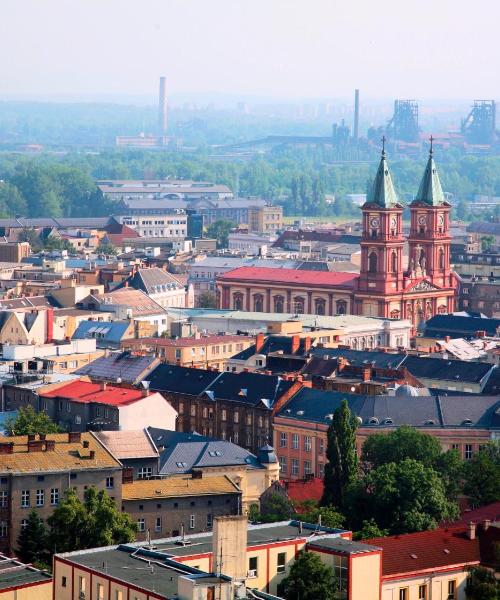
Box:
left=0, top=442, right=14, bottom=454
left=100, top=382, right=107, bottom=391
left=444, top=336, right=451, bottom=343
left=467, top=522, right=476, bottom=540
left=68, top=432, right=81, bottom=443
left=475, top=330, right=486, bottom=338
left=213, top=516, right=247, bottom=582
left=82, top=440, right=90, bottom=448
left=337, top=357, right=346, bottom=372
left=483, top=519, right=491, bottom=531
left=89, top=450, right=95, bottom=460
left=122, top=468, right=134, bottom=484
left=255, top=332, right=265, bottom=353
left=28, top=440, right=44, bottom=452
left=27, top=434, right=36, bottom=442
left=158, top=76, right=168, bottom=136
left=142, top=388, right=150, bottom=397
left=362, top=366, right=371, bottom=382
left=44, top=440, right=55, bottom=451
left=303, top=336, right=312, bottom=354
left=291, top=335, right=300, bottom=355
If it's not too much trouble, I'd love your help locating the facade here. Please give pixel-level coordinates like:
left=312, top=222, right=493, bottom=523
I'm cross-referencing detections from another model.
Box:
left=248, top=205, right=283, bottom=233
left=121, top=476, right=242, bottom=541
left=120, top=334, right=254, bottom=370
left=459, top=278, right=500, bottom=318
left=0, top=242, right=30, bottom=263
left=118, top=213, right=187, bottom=239
left=116, top=267, right=191, bottom=309
left=217, top=148, right=458, bottom=332
left=0, top=432, right=122, bottom=555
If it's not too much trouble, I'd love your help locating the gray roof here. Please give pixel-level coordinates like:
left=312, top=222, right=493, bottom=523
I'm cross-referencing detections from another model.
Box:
left=0, top=217, right=110, bottom=229
left=75, top=352, right=158, bottom=384
left=117, top=267, right=183, bottom=294
left=277, top=387, right=500, bottom=429
left=0, top=556, right=52, bottom=591
left=307, top=537, right=381, bottom=555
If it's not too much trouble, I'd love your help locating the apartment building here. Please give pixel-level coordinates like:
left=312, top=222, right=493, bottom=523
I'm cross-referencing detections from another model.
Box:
left=119, top=213, right=187, bottom=239
left=0, top=432, right=122, bottom=555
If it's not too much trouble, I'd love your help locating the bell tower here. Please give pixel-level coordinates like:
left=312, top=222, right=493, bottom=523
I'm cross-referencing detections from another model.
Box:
left=407, top=138, right=452, bottom=287
left=359, top=140, right=405, bottom=297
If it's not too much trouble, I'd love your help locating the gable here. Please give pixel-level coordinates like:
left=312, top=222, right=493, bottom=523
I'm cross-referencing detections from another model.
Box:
left=404, top=278, right=441, bottom=292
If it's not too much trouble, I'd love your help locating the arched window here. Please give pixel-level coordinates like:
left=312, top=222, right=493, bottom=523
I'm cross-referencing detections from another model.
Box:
left=314, top=298, right=326, bottom=315
left=368, top=251, right=377, bottom=273
left=391, top=251, right=398, bottom=274
left=439, top=248, right=445, bottom=269
left=390, top=309, right=400, bottom=319
left=274, top=295, right=284, bottom=313
left=294, top=297, right=305, bottom=314
left=336, top=300, right=347, bottom=315
left=253, top=294, right=264, bottom=312
left=233, top=293, right=243, bottom=311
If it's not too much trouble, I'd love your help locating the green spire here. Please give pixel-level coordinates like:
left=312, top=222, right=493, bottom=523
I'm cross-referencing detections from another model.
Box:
left=414, top=136, right=446, bottom=206
left=367, top=137, right=400, bottom=208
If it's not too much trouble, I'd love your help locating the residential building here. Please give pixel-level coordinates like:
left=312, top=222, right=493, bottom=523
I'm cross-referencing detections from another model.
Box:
left=0, top=242, right=30, bottom=263
left=0, top=554, right=52, bottom=599
left=75, top=352, right=160, bottom=385
left=217, top=148, right=458, bottom=332
left=422, top=313, right=500, bottom=339
left=115, top=266, right=192, bottom=308
left=273, top=387, right=500, bottom=479
left=228, top=232, right=277, bottom=255
left=118, top=213, right=188, bottom=239
left=0, top=432, right=122, bottom=554
left=72, top=320, right=136, bottom=349
left=247, top=205, right=283, bottom=233
left=121, top=334, right=254, bottom=370
left=458, top=277, right=500, bottom=317
left=146, top=365, right=303, bottom=453
left=121, top=475, right=242, bottom=541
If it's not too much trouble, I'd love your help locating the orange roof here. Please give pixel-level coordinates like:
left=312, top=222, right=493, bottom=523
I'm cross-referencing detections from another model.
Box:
left=41, top=380, right=150, bottom=406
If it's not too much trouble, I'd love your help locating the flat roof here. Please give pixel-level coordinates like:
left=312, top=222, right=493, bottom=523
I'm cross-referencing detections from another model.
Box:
left=307, top=537, right=381, bottom=555
left=0, top=555, right=52, bottom=591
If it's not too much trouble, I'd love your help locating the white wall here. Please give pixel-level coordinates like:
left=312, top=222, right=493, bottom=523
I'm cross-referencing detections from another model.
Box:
left=118, top=392, right=177, bottom=431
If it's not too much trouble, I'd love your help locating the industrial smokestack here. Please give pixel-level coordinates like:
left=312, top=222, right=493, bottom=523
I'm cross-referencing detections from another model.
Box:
left=158, top=76, right=168, bottom=136
left=353, top=89, right=359, bottom=140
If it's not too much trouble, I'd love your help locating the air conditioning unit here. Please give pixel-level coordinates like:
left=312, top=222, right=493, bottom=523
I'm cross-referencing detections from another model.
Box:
left=247, top=569, right=257, bottom=578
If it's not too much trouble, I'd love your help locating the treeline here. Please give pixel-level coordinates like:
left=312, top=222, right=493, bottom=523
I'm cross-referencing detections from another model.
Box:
left=0, top=147, right=500, bottom=219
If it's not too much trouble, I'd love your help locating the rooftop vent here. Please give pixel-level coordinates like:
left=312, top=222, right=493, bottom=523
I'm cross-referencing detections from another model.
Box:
left=424, top=419, right=436, bottom=426
left=368, top=417, right=379, bottom=425
left=462, top=419, right=473, bottom=426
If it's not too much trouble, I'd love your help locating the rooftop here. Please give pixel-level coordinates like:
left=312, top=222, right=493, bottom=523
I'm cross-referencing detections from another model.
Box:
left=307, top=537, right=381, bottom=555
left=96, top=429, right=158, bottom=460
left=0, top=554, right=52, bottom=592
left=0, top=432, right=120, bottom=474
left=95, top=288, right=166, bottom=316
left=123, top=334, right=253, bottom=348
left=74, top=351, right=159, bottom=383
left=218, top=266, right=359, bottom=288
left=121, top=475, right=240, bottom=501
left=41, top=380, right=154, bottom=406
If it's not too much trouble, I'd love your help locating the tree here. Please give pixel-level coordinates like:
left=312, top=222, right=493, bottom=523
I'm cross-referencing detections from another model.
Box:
left=464, top=441, right=500, bottom=507
left=206, top=220, right=235, bottom=249
left=481, top=235, right=496, bottom=252
left=298, top=505, right=345, bottom=529
left=353, top=458, right=459, bottom=534
left=5, top=406, right=61, bottom=436
left=353, top=518, right=389, bottom=540
left=48, top=487, right=136, bottom=553
left=98, top=243, right=118, bottom=256
left=17, top=510, right=49, bottom=567
left=321, top=399, right=359, bottom=509
left=465, top=566, right=500, bottom=600
left=259, top=492, right=293, bottom=523
left=198, top=291, right=217, bottom=308
left=281, top=550, right=336, bottom=600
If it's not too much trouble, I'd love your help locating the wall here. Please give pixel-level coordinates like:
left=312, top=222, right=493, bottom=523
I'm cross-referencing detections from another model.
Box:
left=119, top=392, right=177, bottom=431
left=0, top=581, right=52, bottom=600
left=381, top=569, right=470, bottom=600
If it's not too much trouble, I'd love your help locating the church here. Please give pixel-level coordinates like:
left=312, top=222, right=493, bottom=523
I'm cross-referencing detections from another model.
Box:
left=217, top=144, right=457, bottom=332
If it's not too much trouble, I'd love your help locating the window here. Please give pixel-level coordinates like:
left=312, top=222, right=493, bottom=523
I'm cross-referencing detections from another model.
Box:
left=222, top=410, right=227, bottom=421
left=106, top=477, right=114, bottom=489
left=189, top=514, right=195, bottom=529
left=304, top=460, right=312, bottom=475
left=399, top=589, right=408, bottom=600
left=97, top=583, right=104, bottom=600
left=465, top=444, right=473, bottom=460
left=291, top=459, right=299, bottom=476
left=248, top=556, right=258, bottom=577
left=207, top=514, right=213, bottom=528
left=50, top=488, right=59, bottom=506
left=332, top=555, right=348, bottom=597
left=190, top=405, right=196, bottom=417
left=179, top=402, right=184, bottom=415
left=234, top=412, right=239, bottom=424
left=319, top=438, right=325, bottom=454
left=277, top=552, right=286, bottom=573
left=36, top=489, right=44, bottom=507
left=61, top=576, right=67, bottom=588
left=0, top=491, right=7, bottom=508
left=304, top=436, right=312, bottom=452
left=21, top=490, right=30, bottom=508
left=137, top=518, right=145, bottom=532
left=21, top=519, right=28, bottom=530
left=0, top=521, right=7, bottom=538
left=447, top=580, right=456, bottom=600
left=368, top=251, right=378, bottom=273
left=175, top=349, right=181, bottom=360
left=115, top=591, right=123, bottom=600
left=138, top=466, right=153, bottom=479
left=292, top=434, right=299, bottom=450
left=418, top=584, right=427, bottom=600
left=155, top=517, right=162, bottom=532
left=280, top=432, right=287, bottom=447
left=79, top=576, right=86, bottom=593
left=279, top=456, right=287, bottom=474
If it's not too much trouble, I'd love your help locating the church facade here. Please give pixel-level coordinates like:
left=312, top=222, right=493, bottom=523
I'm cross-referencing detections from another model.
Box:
left=217, top=146, right=457, bottom=333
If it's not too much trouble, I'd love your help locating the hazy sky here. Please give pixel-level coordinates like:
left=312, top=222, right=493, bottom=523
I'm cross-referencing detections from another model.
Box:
left=2, top=0, right=499, bottom=102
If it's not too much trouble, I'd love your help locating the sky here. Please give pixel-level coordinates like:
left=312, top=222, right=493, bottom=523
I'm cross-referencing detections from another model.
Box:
left=1, top=0, right=499, bottom=102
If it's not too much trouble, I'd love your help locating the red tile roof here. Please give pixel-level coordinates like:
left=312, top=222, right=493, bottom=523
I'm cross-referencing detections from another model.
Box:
left=41, top=380, right=149, bottom=406
left=218, top=267, right=358, bottom=288
left=453, top=502, right=500, bottom=527
left=283, top=477, right=324, bottom=511
left=365, top=527, right=480, bottom=578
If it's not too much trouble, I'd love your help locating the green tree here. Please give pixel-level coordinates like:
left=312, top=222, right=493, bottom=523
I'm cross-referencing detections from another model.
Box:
left=464, top=441, right=500, bottom=507
left=298, top=505, right=345, bottom=529
left=281, top=550, right=336, bottom=600
left=321, top=399, right=359, bottom=509
left=0, top=182, right=27, bottom=216
left=353, top=458, right=459, bottom=534
left=481, top=235, right=496, bottom=252
left=43, top=237, right=74, bottom=252
left=455, top=199, right=469, bottom=221
left=353, top=518, right=389, bottom=541
left=198, top=291, right=217, bottom=308
left=98, top=243, right=118, bottom=256
left=206, top=219, right=235, bottom=249
left=48, top=487, right=136, bottom=553
left=17, top=510, right=49, bottom=567
left=5, top=406, right=61, bottom=436
left=259, top=492, right=293, bottom=523
left=465, top=566, right=500, bottom=600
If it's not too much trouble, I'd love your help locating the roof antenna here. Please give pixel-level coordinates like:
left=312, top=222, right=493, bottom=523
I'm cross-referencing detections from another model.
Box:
left=429, top=134, right=434, bottom=157
left=381, top=135, right=386, bottom=157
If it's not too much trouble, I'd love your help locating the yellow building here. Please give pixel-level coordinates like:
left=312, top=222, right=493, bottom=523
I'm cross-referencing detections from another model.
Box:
left=0, top=554, right=52, bottom=600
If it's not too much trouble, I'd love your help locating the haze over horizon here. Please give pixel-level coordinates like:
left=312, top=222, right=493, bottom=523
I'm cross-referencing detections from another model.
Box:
left=1, top=0, right=499, bottom=104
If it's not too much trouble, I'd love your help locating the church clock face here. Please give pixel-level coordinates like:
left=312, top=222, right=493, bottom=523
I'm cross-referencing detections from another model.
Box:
left=370, top=217, right=380, bottom=228
left=418, top=215, right=427, bottom=226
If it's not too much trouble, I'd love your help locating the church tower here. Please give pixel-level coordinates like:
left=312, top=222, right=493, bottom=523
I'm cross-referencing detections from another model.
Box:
left=407, top=139, right=452, bottom=288
left=358, top=141, right=405, bottom=306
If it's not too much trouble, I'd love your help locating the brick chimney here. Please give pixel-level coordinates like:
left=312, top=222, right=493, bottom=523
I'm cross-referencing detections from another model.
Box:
left=467, top=522, right=476, bottom=540
left=483, top=519, right=491, bottom=531
left=475, top=330, right=486, bottom=338
left=89, top=450, right=95, bottom=460
left=44, top=440, right=55, bottom=451
left=100, top=382, right=107, bottom=391
left=68, top=432, right=81, bottom=443
left=303, top=336, right=312, bottom=354
left=362, top=366, right=371, bottom=382
left=255, top=332, right=265, bottom=353
left=28, top=440, right=44, bottom=452
left=291, top=335, right=300, bottom=355
left=27, top=434, right=36, bottom=442
left=0, top=442, right=14, bottom=454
